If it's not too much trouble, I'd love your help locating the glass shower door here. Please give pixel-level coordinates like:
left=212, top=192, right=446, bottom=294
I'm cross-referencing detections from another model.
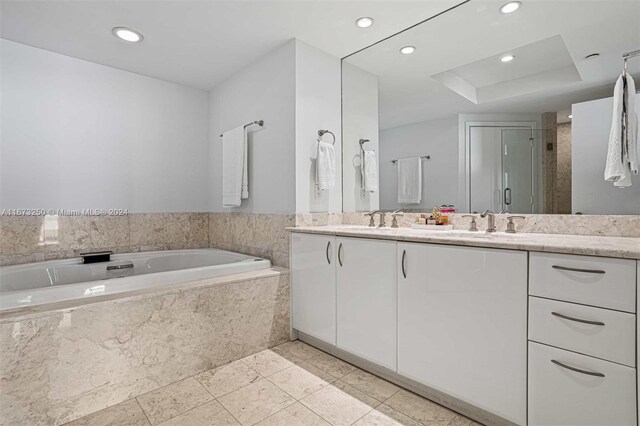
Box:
left=501, top=129, right=537, bottom=214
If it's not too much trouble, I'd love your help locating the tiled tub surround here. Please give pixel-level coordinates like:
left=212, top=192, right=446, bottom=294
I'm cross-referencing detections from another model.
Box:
left=0, top=212, right=294, bottom=268
left=289, top=225, right=640, bottom=259
left=63, top=340, right=477, bottom=426
left=0, top=268, right=290, bottom=425
left=209, top=213, right=295, bottom=268
left=0, top=213, right=209, bottom=266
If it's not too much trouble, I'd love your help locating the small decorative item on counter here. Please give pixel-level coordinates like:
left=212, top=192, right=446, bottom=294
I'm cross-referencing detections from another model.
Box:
left=427, top=216, right=437, bottom=225
left=417, top=213, right=427, bottom=225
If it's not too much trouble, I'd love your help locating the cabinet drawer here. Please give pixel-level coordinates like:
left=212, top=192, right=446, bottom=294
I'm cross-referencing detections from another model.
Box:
left=529, top=342, right=636, bottom=426
left=529, top=252, right=636, bottom=312
left=529, top=297, right=636, bottom=367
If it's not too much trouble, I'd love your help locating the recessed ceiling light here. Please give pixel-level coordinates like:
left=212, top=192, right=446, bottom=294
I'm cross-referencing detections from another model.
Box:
left=400, top=46, right=416, bottom=55
left=500, top=1, right=522, bottom=14
left=501, top=54, right=515, bottom=63
left=568, top=114, right=573, bottom=119
left=112, top=27, right=143, bottom=43
left=355, top=17, right=374, bottom=28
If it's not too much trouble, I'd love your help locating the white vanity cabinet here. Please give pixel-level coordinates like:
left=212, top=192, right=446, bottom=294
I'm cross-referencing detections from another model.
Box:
left=336, top=237, right=397, bottom=370
left=397, top=243, right=527, bottom=425
left=291, top=233, right=336, bottom=345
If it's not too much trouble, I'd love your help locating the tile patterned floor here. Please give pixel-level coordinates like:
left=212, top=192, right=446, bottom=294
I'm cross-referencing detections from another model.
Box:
left=65, top=340, right=481, bottom=426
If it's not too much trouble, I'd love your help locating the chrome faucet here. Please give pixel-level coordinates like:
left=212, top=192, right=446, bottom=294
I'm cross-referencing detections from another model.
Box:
left=480, top=210, right=496, bottom=233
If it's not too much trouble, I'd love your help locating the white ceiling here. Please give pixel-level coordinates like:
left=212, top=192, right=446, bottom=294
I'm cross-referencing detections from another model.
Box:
left=0, top=0, right=462, bottom=90
left=345, top=0, right=640, bottom=129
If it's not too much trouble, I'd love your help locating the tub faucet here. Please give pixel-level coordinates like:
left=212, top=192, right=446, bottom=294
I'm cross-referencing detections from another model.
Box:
left=480, top=210, right=496, bottom=233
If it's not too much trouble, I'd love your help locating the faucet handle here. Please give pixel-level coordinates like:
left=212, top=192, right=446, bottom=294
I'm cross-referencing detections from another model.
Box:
left=364, top=212, right=375, bottom=227
left=391, top=211, right=404, bottom=228
left=505, top=216, right=525, bottom=234
left=461, top=215, right=478, bottom=232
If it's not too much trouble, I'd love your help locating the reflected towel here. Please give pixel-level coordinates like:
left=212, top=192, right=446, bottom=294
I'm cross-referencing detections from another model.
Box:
left=316, top=140, right=336, bottom=191
left=605, top=74, right=638, bottom=187
left=398, top=157, right=422, bottom=204
left=222, top=125, right=248, bottom=207
left=362, top=150, right=378, bottom=192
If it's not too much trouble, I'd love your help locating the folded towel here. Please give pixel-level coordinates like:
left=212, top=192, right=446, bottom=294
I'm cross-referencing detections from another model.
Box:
left=316, top=140, right=336, bottom=191
left=606, top=74, right=638, bottom=187
left=361, top=150, right=378, bottom=192
left=398, top=157, right=422, bottom=204
left=222, top=126, right=248, bottom=207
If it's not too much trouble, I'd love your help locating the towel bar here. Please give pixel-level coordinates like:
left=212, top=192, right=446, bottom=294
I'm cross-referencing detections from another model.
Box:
left=219, top=120, right=264, bottom=137
left=318, top=129, right=336, bottom=145
left=391, top=155, right=430, bottom=164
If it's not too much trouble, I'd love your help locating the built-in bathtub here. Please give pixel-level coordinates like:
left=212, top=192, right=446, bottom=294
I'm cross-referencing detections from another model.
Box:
left=0, top=249, right=271, bottom=311
left=0, top=249, right=289, bottom=425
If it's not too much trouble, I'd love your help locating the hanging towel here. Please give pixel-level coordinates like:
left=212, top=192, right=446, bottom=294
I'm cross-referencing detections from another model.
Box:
left=361, top=150, right=378, bottom=192
left=397, top=157, right=422, bottom=204
left=222, top=125, right=248, bottom=207
left=605, top=74, right=639, bottom=187
left=316, top=140, right=336, bottom=191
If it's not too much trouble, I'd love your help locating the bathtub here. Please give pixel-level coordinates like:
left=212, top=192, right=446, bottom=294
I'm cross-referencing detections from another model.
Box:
left=0, top=249, right=271, bottom=311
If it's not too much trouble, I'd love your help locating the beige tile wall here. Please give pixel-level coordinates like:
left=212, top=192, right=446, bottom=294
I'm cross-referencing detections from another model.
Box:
left=0, top=213, right=209, bottom=267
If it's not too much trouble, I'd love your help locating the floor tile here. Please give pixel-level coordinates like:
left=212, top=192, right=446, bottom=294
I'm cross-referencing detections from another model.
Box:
left=353, top=404, right=422, bottom=426
left=293, top=359, right=338, bottom=383
left=333, top=381, right=381, bottom=408
left=156, top=400, right=239, bottom=426
left=136, top=377, right=213, bottom=425
left=267, top=365, right=330, bottom=399
left=195, top=360, right=262, bottom=397
left=300, top=384, right=375, bottom=426
left=305, top=351, right=357, bottom=379
left=448, top=414, right=483, bottom=426
left=241, top=349, right=294, bottom=376
left=254, top=402, right=330, bottom=426
left=385, top=390, right=457, bottom=426
left=341, top=369, right=400, bottom=401
left=64, top=399, right=150, bottom=426
left=272, top=340, right=324, bottom=360
left=218, top=379, right=296, bottom=426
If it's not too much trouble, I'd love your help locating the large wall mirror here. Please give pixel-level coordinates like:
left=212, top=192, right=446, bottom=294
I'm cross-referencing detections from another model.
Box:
left=342, top=0, right=640, bottom=215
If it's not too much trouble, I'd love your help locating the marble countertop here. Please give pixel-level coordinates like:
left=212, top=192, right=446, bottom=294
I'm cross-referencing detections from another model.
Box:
left=288, top=226, right=640, bottom=260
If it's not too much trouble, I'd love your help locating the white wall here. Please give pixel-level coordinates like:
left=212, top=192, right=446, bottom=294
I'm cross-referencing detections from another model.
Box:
left=572, top=96, right=640, bottom=214
left=0, top=40, right=210, bottom=212
left=295, top=40, right=342, bottom=214
left=209, top=41, right=296, bottom=213
left=379, top=116, right=460, bottom=211
left=342, top=63, right=379, bottom=212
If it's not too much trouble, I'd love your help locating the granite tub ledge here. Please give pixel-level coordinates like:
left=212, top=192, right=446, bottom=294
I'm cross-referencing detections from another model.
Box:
left=287, top=226, right=640, bottom=260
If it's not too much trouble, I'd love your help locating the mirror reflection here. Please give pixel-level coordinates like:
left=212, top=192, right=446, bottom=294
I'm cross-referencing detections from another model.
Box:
left=342, top=0, right=640, bottom=215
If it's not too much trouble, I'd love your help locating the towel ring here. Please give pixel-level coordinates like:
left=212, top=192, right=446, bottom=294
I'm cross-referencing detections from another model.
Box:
left=318, top=130, right=336, bottom=145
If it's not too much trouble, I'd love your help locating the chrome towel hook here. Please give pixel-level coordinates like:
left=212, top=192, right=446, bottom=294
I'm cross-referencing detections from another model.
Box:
left=318, top=129, right=336, bottom=145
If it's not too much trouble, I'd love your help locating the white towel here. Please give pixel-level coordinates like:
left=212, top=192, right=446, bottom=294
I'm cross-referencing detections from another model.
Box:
left=361, top=150, right=378, bottom=192
left=397, top=157, right=422, bottom=204
left=222, top=126, right=248, bottom=207
left=316, top=140, right=335, bottom=191
left=605, top=74, right=638, bottom=187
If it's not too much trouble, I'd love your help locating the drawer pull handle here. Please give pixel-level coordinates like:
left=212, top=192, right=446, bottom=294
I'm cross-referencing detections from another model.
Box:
left=551, top=312, right=605, bottom=326
left=338, top=243, right=343, bottom=267
left=552, top=265, right=605, bottom=274
left=551, top=360, right=605, bottom=377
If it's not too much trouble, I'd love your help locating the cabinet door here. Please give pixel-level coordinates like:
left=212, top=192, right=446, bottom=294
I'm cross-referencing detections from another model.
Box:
left=336, top=237, right=397, bottom=370
left=397, top=243, right=527, bottom=425
left=291, top=233, right=336, bottom=345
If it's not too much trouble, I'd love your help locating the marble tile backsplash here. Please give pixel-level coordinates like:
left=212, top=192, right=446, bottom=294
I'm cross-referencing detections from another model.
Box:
left=338, top=212, right=640, bottom=238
